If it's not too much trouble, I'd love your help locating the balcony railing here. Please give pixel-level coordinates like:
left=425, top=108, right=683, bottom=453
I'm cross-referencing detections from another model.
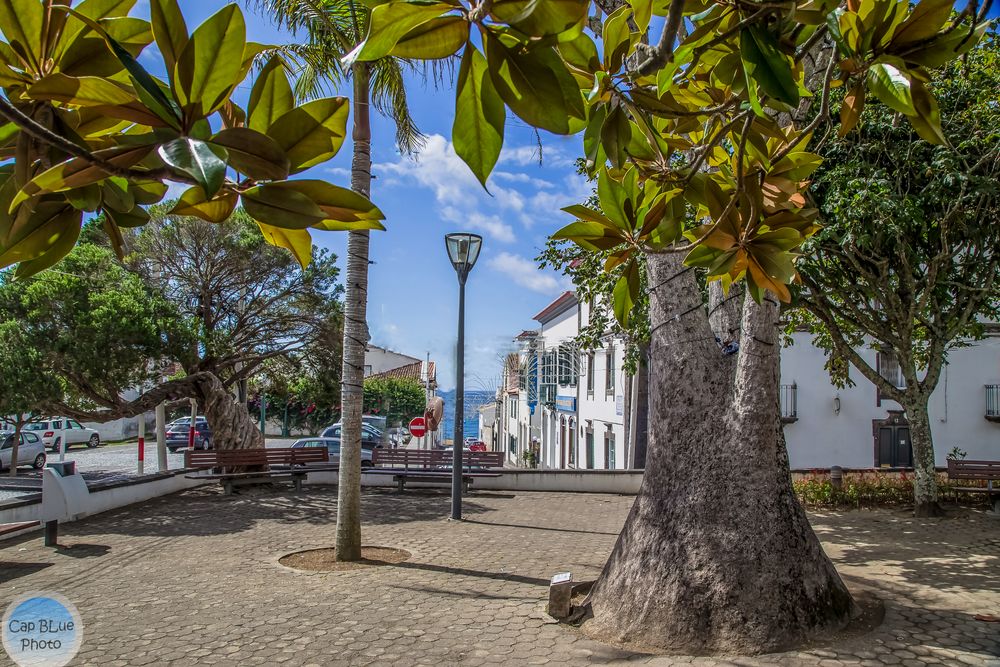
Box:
left=987, top=385, right=1000, bottom=423
left=780, top=384, right=798, bottom=423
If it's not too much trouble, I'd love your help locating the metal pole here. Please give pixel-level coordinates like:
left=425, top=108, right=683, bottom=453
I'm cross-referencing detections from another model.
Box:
left=137, top=412, right=145, bottom=475
left=156, top=401, right=167, bottom=471
left=451, top=276, right=466, bottom=520
left=260, top=394, right=266, bottom=435
left=188, top=398, right=197, bottom=449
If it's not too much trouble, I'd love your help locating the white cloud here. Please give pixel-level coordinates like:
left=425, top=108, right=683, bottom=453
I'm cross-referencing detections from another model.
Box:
left=487, top=252, right=567, bottom=294
left=499, top=144, right=573, bottom=168
left=326, top=166, right=352, bottom=179
left=375, top=134, right=574, bottom=242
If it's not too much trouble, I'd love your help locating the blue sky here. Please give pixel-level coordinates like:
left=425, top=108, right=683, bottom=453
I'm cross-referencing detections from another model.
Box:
left=154, top=1, right=589, bottom=391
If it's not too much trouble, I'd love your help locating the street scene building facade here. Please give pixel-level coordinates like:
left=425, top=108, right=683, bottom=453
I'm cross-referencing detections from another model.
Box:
left=489, top=291, right=1000, bottom=471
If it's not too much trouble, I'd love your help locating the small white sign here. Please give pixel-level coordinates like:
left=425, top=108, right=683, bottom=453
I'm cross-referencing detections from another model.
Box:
left=551, top=572, right=573, bottom=585
left=615, top=395, right=624, bottom=416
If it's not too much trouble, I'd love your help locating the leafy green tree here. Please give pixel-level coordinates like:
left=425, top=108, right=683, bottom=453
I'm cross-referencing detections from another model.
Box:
left=795, top=34, right=1000, bottom=517
left=0, top=320, right=62, bottom=475
left=363, top=376, right=426, bottom=429
left=256, top=0, right=425, bottom=561
left=353, top=0, right=988, bottom=653
left=0, top=242, right=189, bottom=429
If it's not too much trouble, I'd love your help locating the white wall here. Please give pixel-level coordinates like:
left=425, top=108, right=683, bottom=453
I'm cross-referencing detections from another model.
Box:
left=782, top=332, right=1000, bottom=469
left=364, top=345, right=420, bottom=376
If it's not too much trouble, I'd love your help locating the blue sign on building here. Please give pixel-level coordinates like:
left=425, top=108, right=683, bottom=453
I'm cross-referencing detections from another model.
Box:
left=555, top=395, right=576, bottom=412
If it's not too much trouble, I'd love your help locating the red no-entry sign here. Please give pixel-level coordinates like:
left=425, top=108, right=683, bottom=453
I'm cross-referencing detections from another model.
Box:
left=409, top=416, right=426, bottom=438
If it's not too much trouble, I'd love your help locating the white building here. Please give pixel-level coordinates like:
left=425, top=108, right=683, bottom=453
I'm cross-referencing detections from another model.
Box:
left=782, top=330, right=1000, bottom=469
left=496, top=291, right=1000, bottom=471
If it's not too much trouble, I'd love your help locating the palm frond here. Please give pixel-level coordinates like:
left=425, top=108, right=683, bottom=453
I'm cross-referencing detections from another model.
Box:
left=371, top=57, right=425, bottom=155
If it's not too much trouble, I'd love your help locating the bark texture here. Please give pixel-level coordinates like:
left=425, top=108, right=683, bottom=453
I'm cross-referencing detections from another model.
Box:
left=335, top=63, right=373, bottom=563
left=901, top=398, right=942, bottom=517
left=582, top=252, right=854, bottom=655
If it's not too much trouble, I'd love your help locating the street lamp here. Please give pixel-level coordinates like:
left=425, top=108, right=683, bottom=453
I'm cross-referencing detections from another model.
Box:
left=445, top=232, right=482, bottom=520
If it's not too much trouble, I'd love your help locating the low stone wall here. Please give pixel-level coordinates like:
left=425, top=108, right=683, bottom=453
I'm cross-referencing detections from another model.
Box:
left=304, top=468, right=644, bottom=494
left=0, top=470, right=210, bottom=526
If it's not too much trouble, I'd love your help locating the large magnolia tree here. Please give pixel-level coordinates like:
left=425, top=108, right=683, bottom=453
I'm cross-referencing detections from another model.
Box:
left=0, top=0, right=384, bottom=443
left=350, top=0, right=989, bottom=654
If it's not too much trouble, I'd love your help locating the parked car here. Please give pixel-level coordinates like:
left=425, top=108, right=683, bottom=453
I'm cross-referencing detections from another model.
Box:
left=467, top=440, right=487, bottom=452
left=166, top=417, right=212, bottom=452
left=23, top=417, right=100, bottom=452
left=289, top=437, right=374, bottom=467
left=0, top=431, right=47, bottom=470
left=320, top=423, right=386, bottom=448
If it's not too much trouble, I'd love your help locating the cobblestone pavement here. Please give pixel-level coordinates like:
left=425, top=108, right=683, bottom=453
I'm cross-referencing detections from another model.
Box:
left=1, top=487, right=998, bottom=666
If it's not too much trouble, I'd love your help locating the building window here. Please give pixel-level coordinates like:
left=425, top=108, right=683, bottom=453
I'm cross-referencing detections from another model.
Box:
left=558, top=344, right=576, bottom=387
left=878, top=350, right=906, bottom=389
left=604, top=431, right=616, bottom=469
left=585, top=429, right=595, bottom=469
left=540, top=350, right=557, bottom=405
left=605, top=346, right=615, bottom=398
left=569, top=426, right=577, bottom=467
left=364, top=364, right=372, bottom=376
left=586, top=352, right=595, bottom=396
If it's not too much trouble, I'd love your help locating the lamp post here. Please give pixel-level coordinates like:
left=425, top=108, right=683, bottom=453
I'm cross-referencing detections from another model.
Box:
left=445, top=233, right=482, bottom=520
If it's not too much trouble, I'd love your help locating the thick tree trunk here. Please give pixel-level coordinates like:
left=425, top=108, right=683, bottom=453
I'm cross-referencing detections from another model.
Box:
left=335, top=63, right=373, bottom=563
left=901, top=398, right=942, bottom=517
left=193, top=375, right=264, bottom=452
left=582, top=253, right=854, bottom=655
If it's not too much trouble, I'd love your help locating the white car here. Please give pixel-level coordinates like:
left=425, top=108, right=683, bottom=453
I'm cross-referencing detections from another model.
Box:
left=0, top=431, right=47, bottom=470
left=23, top=417, right=100, bottom=452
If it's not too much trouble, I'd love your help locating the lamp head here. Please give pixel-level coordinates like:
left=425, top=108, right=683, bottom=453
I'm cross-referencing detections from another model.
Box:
left=445, top=233, right=483, bottom=282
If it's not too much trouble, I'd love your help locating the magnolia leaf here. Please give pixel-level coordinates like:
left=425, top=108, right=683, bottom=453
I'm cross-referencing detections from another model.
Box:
left=169, top=185, right=238, bottom=223
left=129, top=179, right=168, bottom=204
left=0, top=0, right=43, bottom=70
left=908, top=78, right=947, bottom=146
left=265, top=180, right=384, bottom=222
left=173, top=4, right=245, bottom=119
left=345, top=1, right=453, bottom=65
left=150, top=0, right=188, bottom=73
left=106, top=205, right=150, bottom=228
left=256, top=221, right=311, bottom=269
left=902, top=21, right=988, bottom=68
left=241, top=184, right=326, bottom=229
left=210, top=127, right=290, bottom=181
left=611, top=259, right=640, bottom=327
left=27, top=73, right=137, bottom=106
left=158, top=137, right=227, bottom=196
left=601, top=104, right=629, bottom=169
left=740, top=25, right=799, bottom=107
left=453, top=46, right=505, bottom=189
left=839, top=80, right=865, bottom=136
left=0, top=202, right=81, bottom=269
left=247, top=57, right=294, bottom=133
left=267, top=97, right=350, bottom=172
left=866, top=61, right=914, bottom=115
left=10, top=145, right=152, bottom=211
left=13, top=212, right=83, bottom=278
left=491, top=0, right=588, bottom=39
left=890, top=0, right=953, bottom=47
left=483, top=32, right=585, bottom=135
left=390, top=16, right=468, bottom=59
left=596, top=167, right=634, bottom=232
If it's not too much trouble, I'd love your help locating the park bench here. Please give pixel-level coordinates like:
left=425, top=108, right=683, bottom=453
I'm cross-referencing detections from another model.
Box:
left=368, top=449, right=504, bottom=492
left=184, top=447, right=333, bottom=495
left=947, top=459, right=1000, bottom=512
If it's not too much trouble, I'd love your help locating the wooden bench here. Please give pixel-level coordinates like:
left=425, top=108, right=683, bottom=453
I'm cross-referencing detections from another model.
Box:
left=184, top=447, right=331, bottom=495
left=369, top=449, right=504, bottom=492
left=947, top=459, right=1000, bottom=511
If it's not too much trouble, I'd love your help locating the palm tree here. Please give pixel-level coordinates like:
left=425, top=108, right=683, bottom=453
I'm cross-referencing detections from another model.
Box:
left=254, top=0, right=424, bottom=561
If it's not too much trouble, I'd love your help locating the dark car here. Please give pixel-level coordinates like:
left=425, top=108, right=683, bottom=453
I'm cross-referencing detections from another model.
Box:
left=320, top=423, right=385, bottom=448
left=289, top=437, right=374, bottom=467
left=166, top=417, right=212, bottom=452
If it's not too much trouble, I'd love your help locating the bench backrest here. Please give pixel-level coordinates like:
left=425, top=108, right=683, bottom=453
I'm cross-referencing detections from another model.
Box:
left=947, top=459, right=1000, bottom=480
left=372, top=449, right=504, bottom=469
left=372, top=449, right=444, bottom=468
left=185, top=447, right=328, bottom=469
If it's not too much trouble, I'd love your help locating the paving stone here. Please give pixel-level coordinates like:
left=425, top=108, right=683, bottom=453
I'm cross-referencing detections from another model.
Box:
left=0, top=486, right=997, bottom=666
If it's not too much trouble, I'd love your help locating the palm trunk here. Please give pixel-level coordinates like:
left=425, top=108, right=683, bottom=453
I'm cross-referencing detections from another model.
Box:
left=901, top=397, right=941, bottom=517
left=335, top=63, right=372, bottom=563
left=582, top=252, right=853, bottom=655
